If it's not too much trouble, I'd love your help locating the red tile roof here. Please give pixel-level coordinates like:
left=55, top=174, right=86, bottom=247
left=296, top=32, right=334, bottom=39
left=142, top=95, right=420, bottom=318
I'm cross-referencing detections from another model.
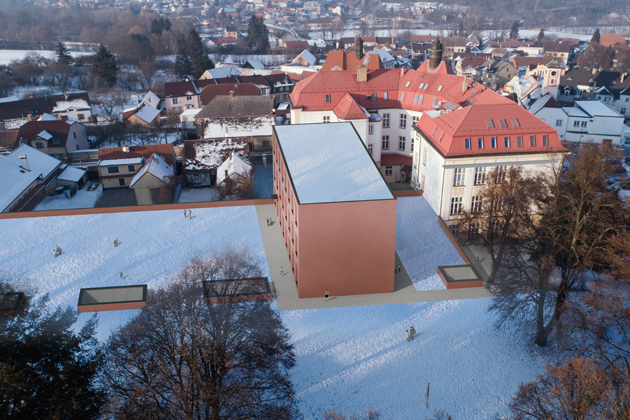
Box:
left=415, top=103, right=567, bottom=158
left=600, top=34, right=627, bottom=47
left=321, top=51, right=384, bottom=71
left=333, top=93, right=370, bottom=120
left=380, top=154, right=412, bottom=166
left=98, top=144, right=176, bottom=167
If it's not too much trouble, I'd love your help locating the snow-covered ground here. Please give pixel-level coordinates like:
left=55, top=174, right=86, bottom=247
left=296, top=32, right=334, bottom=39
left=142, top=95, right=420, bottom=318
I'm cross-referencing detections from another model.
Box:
left=396, top=197, right=465, bottom=291
left=0, top=206, right=268, bottom=341
left=178, top=187, right=221, bottom=203
left=33, top=182, right=103, bottom=211
left=98, top=132, right=181, bottom=148
left=0, top=50, right=92, bottom=65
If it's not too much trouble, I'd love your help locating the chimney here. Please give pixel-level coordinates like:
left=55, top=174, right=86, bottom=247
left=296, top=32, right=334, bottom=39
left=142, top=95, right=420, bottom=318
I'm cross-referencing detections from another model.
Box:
left=356, top=37, right=364, bottom=60
left=592, top=67, right=598, bottom=75
left=57, top=115, right=63, bottom=121
left=27, top=114, right=33, bottom=122
left=462, top=78, right=469, bottom=93
left=229, top=90, right=234, bottom=99
left=400, top=68, right=405, bottom=77
left=19, top=156, right=30, bottom=171
left=225, top=169, right=229, bottom=179
left=123, top=146, right=130, bottom=153
left=622, top=73, right=627, bottom=83
left=357, top=65, right=368, bottom=82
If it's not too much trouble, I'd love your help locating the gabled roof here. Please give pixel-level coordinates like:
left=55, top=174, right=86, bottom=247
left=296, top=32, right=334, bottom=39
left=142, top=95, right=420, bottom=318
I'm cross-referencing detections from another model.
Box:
left=527, top=93, right=563, bottom=115
left=184, top=138, right=249, bottom=170
left=132, top=104, right=161, bottom=124
left=203, top=115, right=274, bottom=139
left=0, top=92, right=90, bottom=121
left=333, top=93, right=370, bottom=120
left=291, top=49, right=318, bottom=66
left=510, top=56, right=563, bottom=69
left=98, top=144, right=176, bottom=167
left=16, top=120, right=73, bottom=148
left=129, top=153, right=174, bottom=187
left=574, top=100, right=623, bottom=118
left=52, top=99, right=91, bottom=113
left=195, top=95, right=274, bottom=119
left=543, top=41, right=573, bottom=53
left=321, top=51, right=384, bottom=71
left=0, top=130, right=18, bottom=150
left=600, top=34, right=626, bottom=47
left=201, top=83, right=262, bottom=106
left=416, top=103, right=566, bottom=158
left=142, top=91, right=161, bottom=109
left=216, top=152, right=251, bottom=184
left=164, top=80, right=214, bottom=98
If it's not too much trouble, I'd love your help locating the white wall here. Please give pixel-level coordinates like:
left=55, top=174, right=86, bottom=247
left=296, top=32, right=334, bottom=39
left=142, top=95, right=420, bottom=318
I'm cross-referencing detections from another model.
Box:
left=534, top=107, right=568, bottom=139
left=565, top=115, right=624, bottom=145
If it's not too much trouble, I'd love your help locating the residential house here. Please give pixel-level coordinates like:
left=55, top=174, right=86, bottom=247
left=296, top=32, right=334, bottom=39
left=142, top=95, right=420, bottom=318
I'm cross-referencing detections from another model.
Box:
left=290, top=49, right=319, bottom=67
left=442, top=37, right=468, bottom=58
left=543, top=41, right=574, bottom=64
left=224, top=26, right=238, bottom=38
left=321, top=41, right=384, bottom=71
left=474, top=59, right=518, bottom=91
left=0, top=145, right=64, bottom=212
left=525, top=93, right=568, bottom=140
left=128, top=153, right=175, bottom=205
left=0, top=91, right=91, bottom=129
left=216, top=152, right=252, bottom=186
left=164, top=79, right=214, bottom=112
left=558, top=69, right=619, bottom=106
left=200, top=83, right=263, bottom=106
left=563, top=100, right=624, bottom=146
left=600, top=34, right=627, bottom=48
left=412, top=102, right=567, bottom=224
left=123, top=103, right=161, bottom=129
left=302, top=1, right=321, bottom=14
left=183, top=138, right=249, bottom=186
left=15, top=119, right=88, bottom=162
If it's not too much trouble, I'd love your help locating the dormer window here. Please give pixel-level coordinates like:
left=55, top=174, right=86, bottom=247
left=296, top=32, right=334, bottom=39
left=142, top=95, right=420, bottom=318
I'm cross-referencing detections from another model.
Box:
left=326, top=94, right=330, bottom=103
left=383, top=92, right=388, bottom=100
left=53, top=138, right=61, bottom=144
left=371, top=93, right=376, bottom=101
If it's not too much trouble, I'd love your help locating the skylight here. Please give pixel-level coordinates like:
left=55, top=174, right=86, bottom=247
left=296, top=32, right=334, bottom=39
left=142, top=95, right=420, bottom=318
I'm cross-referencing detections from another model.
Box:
left=487, top=120, right=494, bottom=128
left=437, top=85, right=443, bottom=91
left=499, top=119, right=507, bottom=127
left=512, top=119, right=520, bottom=127
left=405, top=81, right=411, bottom=87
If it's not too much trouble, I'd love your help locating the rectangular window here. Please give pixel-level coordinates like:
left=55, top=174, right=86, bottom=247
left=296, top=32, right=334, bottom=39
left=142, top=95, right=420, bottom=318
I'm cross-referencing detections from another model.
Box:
left=465, top=138, right=471, bottom=150
left=530, top=135, right=536, bottom=147
left=543, top=134, right=548, bottom=146
left=127, top=165, right=135, bottom=172
left=453, top=168, right=465, bottom=186
left=555, top=119, right=563, bottom=126
left=368, top=124, right=374, bottom=135
left=471, top=196, right=482, bottom=213
left=487, top=120, right=494, bottom=128
left=36, top=142, right=44, bottom=149
left=405, top=81, right=411, bottom=87
left=437, top=85, right=443, bottom=91
left=499, top=119, right=507, bottom=127
left=398, top=136, right=406, bottom=150
left=383, top=92, right=388, bottom=100
left=118, top=178, right=125, bottom=186
left=478, top=138, right=484, bottom=149
left=573, top=121, right=580, bottom=127
left=186, top=96, right=192, bottom=101
left=517, top=136, right=523, bottom=147
left=383, top=113, right=390, bottom=128
left=172, top=98, right=178, bottom=104
left=414, top=94, right=418, bottom=103
left=496, top=166, right=507, bottom=183
left=77, top=114, right=85, bottom=120
left=504, top=136, right=510, bottom=148
left=371, top=93, right=376, bottom=101
left=450, top=197, right=463, bottom=215
left=418, top=95, right=423, bottom=104
left=412, top=116, right=419, bottom=126
left=581, top=121, right=587, bottom=127
left=400, top=114, right=407, bottom=128
left=53, top=138, right=60, bottom=144
left=512, top=119, right=520, bottom=127
left=382, top=135, right=389, bottom=149
left=326, top=94, right=330, bottom=103
left=432, top=126, right=437, bottom=136
left=474, top=167, right=486, bottom=185
left=323, top=116, right=330, bottom=123
left=491, top=137, right=497, bottom=148
left=432, top=97, right=437, bottom=107
left=439, top=132, right=444, bottom=142
left=368, top=144, right=373, bottom=155
left=422, top=147, right=427, bottom=165
left=385, top=166, right=393, bottom=176
left=400, top=92, right=405, bottom=101
left=622, top=108, right=626, bottom=114
left=108, top=166, right=119, bottom=174
left=410, top=138, right=414, bottom=153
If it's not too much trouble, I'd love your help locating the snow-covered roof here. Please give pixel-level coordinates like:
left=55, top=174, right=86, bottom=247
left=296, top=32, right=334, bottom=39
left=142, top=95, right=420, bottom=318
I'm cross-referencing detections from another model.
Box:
left=575, top=100, right=623, bottom=118
left=185, top=138, right=248, bottom=170
left=0, top=145, right=62, bottom=212
left=37, top=130, right=53, bottom=141
left=180, top=108, right=201, bottom=117
left=98, top=158, right=144, bottom=167
left=133, top=104, right=161, bottom=124
left=216, top=153, right=251, bottom=184
left=130, top=153, right=174, bottom=187
left=246, top=60, right=265, bottom=70
left=57, top=165, right=86, bottom=183
left=274, top=123, right=394, bottom=204
left=293, top=49, right=317, bottom=66
left=205, top=66, right=240, bottom=79
left=141, top=91, right=160, bottom=109
left=563, top=107, right=590, bottom=118
left=52, top=99, right=91, bottom=113
left=0, top=96, right=19, bottom=104
left=277, top=102, right=289, bottom=111
left=38, top=113, right=58, bottom=122
left=203, top=115, right=274, bottom=139
left=367, top=48, right=395, bottom=63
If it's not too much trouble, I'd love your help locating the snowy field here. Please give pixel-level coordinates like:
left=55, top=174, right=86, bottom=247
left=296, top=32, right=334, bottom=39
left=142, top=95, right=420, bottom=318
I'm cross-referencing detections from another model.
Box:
left=0, top=50, right=92, bottom=65
left=396, top=197, right=465, bottom=291
left=0, top=206, right=268, bottom=341
left=178, top=187, right=221, bottom=203
left=33, top=182, right=103, bottom=211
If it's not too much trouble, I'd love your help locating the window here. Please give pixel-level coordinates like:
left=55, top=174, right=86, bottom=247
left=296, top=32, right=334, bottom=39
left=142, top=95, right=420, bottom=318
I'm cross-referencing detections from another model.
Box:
left=499, top=119, right=507, bottom=127
left=450, top=224, right=459, bottom=238
left=326, top=94, right=330, bottom=103
left=622, top=108, right=626, bottom=114
left=323, top=116, right=330, bottom=123
left=437, top=85, right=443, bottom=91
left=385, top=166, right=393, bottom=176
left=61, top=115, right=68, bottom=121
left=530, top=135, right=536, bottom=147
left=368, top=124, right=374, bottom=135
left=573, top=121, right=580, bottom=127
left=496, top=166, right=507, bottom=183
left=398, top=136, right=406, bottom=150
left=193, top=174, right=200, bottom=183
left=418, top=95, right=423, bottom=104
left=581, top=121, right=587, bottom=127
left=186, top=96, right=192, bottom=101
left=371, top=93, right=376, bottom=101
left=412, top=116, right=419, bottom=126
left=487, top=120, right=494, bottom=128
left=405, top=81, right=411, bottom=87
left=383, top=113, right=390, bottom=128
left=438, top=132, right=444, bottom=142
left=368, top=144, right=373, bottom=155
left=400, top=114, right=407, bottom=128
left=400, top=92, right=406, bottom=101
left=383, top=92, right=388, bottom=100
left=422, top=147, right=427, bottom=165
left=78, top=114, right=85, bottom=120
left=504, top=136, right=510, bottom=148
left=263, top=140, right=270, bottom=147
left=108, top=166, right=119, bottom=174
left=414, top=94, right=418, bottom=103
left=543, top=134, right=548, bottom=146
left=467, top=222, right=479, bottom=240
left=453, top=168, right=465, bottom=186
left=478, top=138, right=484, bottom=149
left=432, top=126, right=437, bottom=136
left=512, top=119, right=520, bottom=127
left=471, top=196, right=482, bottom=213
left=172, top=98, right=178, bottom=104
left=517, top=136, right=523, bottom=148
left=382, top=135, right=389, bottom=149
left=118, top=178, right=125, bottom=186
left=432, top=97, right=438, bottom=107
left=127, top=165, right=135, bottom=172
left=451, top=197, right=463, bottom=215
left=465, top=138, right=471, bottom=150
left=410, top=139, right=414, bottom=153
left=491, top=137, right=497, bottom=148
left=474, top=167, right=486, bottom=185
left=626, top=98, right=629, bottom=102
left=555, top=119, right=563, bottom=126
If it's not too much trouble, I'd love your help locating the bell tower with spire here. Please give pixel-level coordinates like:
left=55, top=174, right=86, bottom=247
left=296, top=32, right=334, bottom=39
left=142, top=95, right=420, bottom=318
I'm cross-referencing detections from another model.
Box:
left=429, top=36, right=443, bottom=71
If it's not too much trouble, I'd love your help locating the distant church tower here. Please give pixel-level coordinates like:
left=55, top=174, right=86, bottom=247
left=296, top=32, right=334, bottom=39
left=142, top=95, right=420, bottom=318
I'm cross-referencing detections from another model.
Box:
left=542, top=58, right=563, bottom=99
left=429, top=36, right=443, bottom=71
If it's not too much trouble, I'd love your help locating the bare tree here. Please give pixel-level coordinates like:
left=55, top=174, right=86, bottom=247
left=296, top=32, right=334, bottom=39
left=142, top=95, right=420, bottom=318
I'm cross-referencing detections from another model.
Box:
left=103, top=250, right=299, bottom=420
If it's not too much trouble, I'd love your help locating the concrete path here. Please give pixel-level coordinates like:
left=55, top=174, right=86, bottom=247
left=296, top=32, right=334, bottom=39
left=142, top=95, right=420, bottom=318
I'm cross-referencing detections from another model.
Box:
left=256, top=204, right=492, bottom=311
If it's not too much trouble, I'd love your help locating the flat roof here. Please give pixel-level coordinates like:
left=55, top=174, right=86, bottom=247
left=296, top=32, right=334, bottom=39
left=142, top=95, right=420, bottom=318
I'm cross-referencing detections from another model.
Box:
left=274, top=122, right=394, bottom=204
left=575, top=100, right=623, bottom=118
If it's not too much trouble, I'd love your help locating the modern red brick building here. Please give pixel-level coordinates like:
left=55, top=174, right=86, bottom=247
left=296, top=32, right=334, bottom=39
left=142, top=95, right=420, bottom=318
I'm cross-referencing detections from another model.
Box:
left=273, top=122, right=397, bottom=298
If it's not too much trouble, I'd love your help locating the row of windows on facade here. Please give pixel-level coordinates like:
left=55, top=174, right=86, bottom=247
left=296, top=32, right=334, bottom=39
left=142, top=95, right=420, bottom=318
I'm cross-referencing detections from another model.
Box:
left=34, top=131, right=78, bottom=149
left=380, top=135, right=410, bottom=151
left=450, top=219, right=502, bottom=240
left=451, top=166, right=506, bottom=187
left=450, top=193, right=500, bottom=215
left=107, top=165, right=136, bottom=173
left=458, top=134, right=549, bottom=150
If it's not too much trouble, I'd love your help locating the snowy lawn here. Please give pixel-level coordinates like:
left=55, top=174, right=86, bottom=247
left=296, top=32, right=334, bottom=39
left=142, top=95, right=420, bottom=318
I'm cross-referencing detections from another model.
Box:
left=396, top=197, right=466, bottom=291
left=178, top=187, right=221, bottom=203
left=33, top=182, right=103, bottom=211
left=283, top=298, right=547, bottom=419
left=0, top=206, right=268, bottom=341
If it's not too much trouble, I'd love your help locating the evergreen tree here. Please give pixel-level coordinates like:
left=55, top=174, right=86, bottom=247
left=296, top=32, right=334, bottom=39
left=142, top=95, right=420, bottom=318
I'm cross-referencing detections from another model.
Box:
left=174, top=50, right=193, bottom=80
left=150, top=16, right=172, bottom=36
left=185, top=29, right=213, bottom=80
left=0, top=279, right=105, bottom=419
left=55, top=41, right=72, bottom=66
left=536, top=28, right=545, bottom=46
left=247, top=16, right=271, bottom=54
left=91, top=44, right=118, bottom=87
left=510, top=21, right=519, bottom=39
left=338, top=38, right=345, bottom=50
left=591, top=27, right=601, bottom=43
